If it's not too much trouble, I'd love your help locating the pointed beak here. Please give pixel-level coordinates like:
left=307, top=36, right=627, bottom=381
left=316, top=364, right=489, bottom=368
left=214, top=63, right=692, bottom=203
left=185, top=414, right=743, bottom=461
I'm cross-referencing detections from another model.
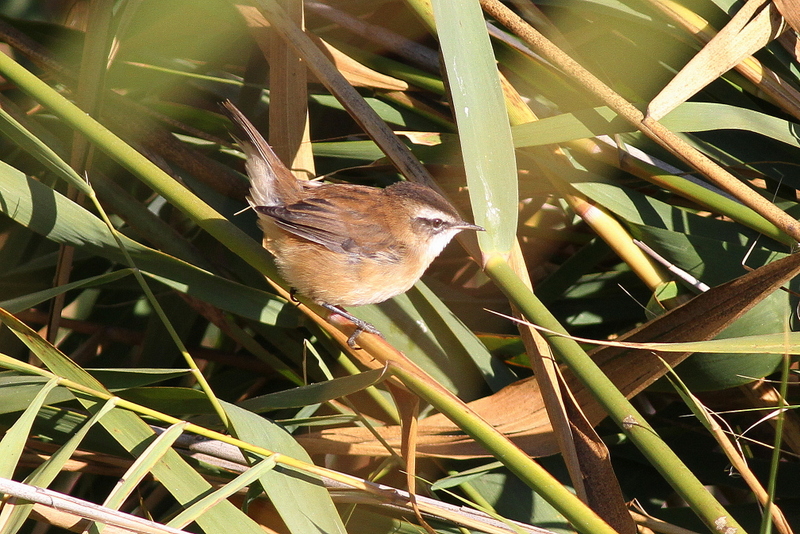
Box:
left=454, top=221, right=485, bottom=232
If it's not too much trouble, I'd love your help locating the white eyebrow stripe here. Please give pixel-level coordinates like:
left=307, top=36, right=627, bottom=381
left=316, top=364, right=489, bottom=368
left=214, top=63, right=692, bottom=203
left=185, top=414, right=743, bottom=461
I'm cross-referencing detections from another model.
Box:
left=413, top=206, right=456, bottom=221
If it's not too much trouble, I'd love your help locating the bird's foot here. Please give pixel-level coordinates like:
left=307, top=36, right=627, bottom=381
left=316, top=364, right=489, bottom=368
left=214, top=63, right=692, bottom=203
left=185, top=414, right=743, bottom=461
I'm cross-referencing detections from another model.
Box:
left=321, top=303, right=381, bottom=348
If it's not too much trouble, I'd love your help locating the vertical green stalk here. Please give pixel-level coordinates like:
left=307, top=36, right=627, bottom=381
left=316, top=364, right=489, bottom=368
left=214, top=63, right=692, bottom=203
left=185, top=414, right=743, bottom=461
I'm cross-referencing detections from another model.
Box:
left=88, top=189, right=231, bottom=429
left=760, top=352, right=789, bottom=534
left=484, top=255, right=746, bottom=534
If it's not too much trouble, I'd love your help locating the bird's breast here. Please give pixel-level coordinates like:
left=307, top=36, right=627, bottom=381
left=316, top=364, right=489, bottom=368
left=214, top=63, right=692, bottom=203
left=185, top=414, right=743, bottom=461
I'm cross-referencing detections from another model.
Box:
left=272, top=236, right=430, bottom=306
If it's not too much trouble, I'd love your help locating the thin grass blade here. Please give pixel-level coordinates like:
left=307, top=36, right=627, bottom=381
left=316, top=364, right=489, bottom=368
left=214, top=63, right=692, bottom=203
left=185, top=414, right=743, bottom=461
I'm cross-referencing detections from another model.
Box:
left=224, top=402, right=348, bottom=534
left=0, top=107, right=90, bottom=195
left=167, top=454, right=278, bottom=530
left=0, top=309, right=267, bottom=534
left=0, top=163, right=290, bottom=327
left=100, top=422, right=190, bottom=513
left=0, top=377, right=60, bottom=479
left=0, top=398, right=118, bottom=534
left=240, top=368, right=387, bottom=413
left=0, top=270, right=133, bottom=313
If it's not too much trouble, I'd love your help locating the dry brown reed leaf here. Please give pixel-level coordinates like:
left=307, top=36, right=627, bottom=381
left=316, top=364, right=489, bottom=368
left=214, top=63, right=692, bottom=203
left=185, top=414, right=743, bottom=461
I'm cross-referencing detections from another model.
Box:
left=648, top=0, right=785, bottom=120
left=298, top=252, right=800, bottom=458
left=774, top=0, right=800, bottom=35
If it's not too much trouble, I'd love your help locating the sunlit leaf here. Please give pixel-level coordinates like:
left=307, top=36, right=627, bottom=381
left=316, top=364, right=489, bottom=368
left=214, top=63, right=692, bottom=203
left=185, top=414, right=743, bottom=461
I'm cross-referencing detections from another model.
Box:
left=432, top=0, right=519, bottom=255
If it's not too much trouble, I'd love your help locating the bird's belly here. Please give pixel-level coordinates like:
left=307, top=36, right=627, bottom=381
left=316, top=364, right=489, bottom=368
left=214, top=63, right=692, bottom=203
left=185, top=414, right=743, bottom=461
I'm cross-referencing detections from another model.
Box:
left=275, top=243, right=424, bottom=306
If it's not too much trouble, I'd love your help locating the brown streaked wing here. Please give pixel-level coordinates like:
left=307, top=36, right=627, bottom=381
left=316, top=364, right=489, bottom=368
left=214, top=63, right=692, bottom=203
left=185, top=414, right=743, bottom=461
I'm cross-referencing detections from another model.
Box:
left=255, top=198, right=397, bottom=261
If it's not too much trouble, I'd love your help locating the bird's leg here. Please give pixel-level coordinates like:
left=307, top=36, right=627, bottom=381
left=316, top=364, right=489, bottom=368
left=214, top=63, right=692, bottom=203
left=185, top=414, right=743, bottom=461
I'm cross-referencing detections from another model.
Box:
left=289, top=287, right=300, bottom=303
left=321, top=303, right=381, bottom=348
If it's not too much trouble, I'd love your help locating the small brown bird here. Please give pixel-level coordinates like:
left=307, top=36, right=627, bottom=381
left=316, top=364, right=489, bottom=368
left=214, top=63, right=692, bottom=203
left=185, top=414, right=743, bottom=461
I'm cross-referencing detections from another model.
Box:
left=224, top=101, right=483, bottom=346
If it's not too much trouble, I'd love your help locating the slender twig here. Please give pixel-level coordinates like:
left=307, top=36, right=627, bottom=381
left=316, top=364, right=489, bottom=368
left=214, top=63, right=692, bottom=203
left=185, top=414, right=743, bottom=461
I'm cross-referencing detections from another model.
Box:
left=0, top=477, right=191, bottom=534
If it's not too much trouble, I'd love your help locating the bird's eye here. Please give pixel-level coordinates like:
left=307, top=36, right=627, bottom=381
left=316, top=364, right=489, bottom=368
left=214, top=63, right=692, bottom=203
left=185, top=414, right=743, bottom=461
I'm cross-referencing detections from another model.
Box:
left=414, top=216, right=449, bottom=233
